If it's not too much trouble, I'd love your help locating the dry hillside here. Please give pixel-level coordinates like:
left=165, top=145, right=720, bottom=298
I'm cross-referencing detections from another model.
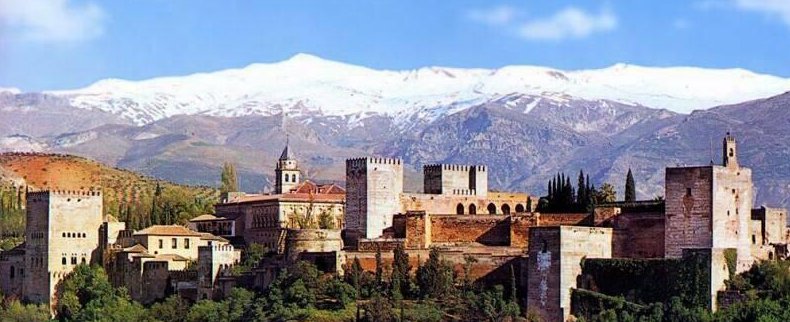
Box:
left=0, top=153, right=218, bottom=226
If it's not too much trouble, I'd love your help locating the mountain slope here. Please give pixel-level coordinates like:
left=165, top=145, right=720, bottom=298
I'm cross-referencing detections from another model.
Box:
left=42, top=54, right=790, bottom=125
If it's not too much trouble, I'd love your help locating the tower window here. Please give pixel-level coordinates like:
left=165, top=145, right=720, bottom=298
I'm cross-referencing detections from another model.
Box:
left=62, top=257, right=66, bottom=265
left=729, top=148, right=734, bottom=157
left=71, top=257, right=77, bottom=265
left=686, top=188, right=692, bottom=196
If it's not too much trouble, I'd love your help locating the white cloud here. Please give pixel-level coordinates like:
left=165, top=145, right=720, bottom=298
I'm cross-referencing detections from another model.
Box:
left=466, top=5, right=518, bottom=26
left=517, top=7, right=617, bottom=41
left=732, top=0, right=790, bottom=26
left=0, top=0, right=106, bottom=44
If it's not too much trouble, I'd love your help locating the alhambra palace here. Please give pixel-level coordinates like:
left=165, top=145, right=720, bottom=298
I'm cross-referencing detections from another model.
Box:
left=0, top=133, right=787, bottom=321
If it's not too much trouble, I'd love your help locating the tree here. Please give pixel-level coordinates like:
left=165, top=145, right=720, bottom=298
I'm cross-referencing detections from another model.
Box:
left=220, top=162, right=239, bottom=195
left=317, top=209, right=336, bottom=229
left=57, top=264, right=146, bottom=321
left=593, top=183, right=617, bottom=204
left=375, top=245, right=384, bottom=291
left=323, top=277, right=357, bottom=309
left=625, top=168, right=636, bottom=202
left=363, top=292, right=395, bottom=322
left=149, top=295, right=190, bottom=322
left=391, top=243, right=412, bottom=300
left=416, top=248, right=455, bottom=299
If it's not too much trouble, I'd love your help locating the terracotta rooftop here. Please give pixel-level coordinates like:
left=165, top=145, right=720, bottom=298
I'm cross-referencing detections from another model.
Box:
left=134, top=225, right=202, bottom=237
left=189, top=214, right=219, bottom=222
left=199, top=232, right=229, bottom=243
left=221, top=191, right=345, bottom=205
left=154, top=254, right=190, bottom=262
left=122, top=244, right=148, bottom=253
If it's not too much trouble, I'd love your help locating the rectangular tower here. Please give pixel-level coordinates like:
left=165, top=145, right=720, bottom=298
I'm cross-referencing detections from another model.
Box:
left=345, top=157, right=404, bottom=240
left=24, top=190, right=103, bottom=309
left=664, top=133, right=754, bottom=271
left=422, top=164, right=487, bottom=197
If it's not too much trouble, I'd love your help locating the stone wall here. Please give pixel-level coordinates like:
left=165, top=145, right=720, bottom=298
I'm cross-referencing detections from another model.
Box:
left=346, top=158, right=404, bottom=239
left=284, top=229, right=343, bottom=263
left=25, top=190, right=103, bottom=310
left=665, top=166, right=714, bottom=258
left=396, top=212, right=538, bottom=249
left=712, top=166, right=753, bottom=272
left=527, top=226, right=613, bottom=322
left=611, top=211, right=666, bottom=258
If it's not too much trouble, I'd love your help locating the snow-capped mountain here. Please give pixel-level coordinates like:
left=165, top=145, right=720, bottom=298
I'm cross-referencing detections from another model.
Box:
left=47, top=53, right=790, bottom=125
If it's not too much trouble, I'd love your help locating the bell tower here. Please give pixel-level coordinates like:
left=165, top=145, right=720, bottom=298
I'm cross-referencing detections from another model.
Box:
left=723, top=132, right=738, bottom=168
left=274, top=138, right=300, bottom=194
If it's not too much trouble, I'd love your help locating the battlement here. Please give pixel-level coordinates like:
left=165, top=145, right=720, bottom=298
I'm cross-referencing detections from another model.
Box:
left=27, top=190, right=101, bottom=198
left=451, top=189, right=477, bottom=196
left=198, top=244, right=236, bottom=252
left=346, top=157, right=402, bottom=166
left=423, top=164, right=486, bottom=173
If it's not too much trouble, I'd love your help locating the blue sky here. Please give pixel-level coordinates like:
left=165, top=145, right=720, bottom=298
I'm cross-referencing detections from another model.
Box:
left=1, top=0, right=789, bottom=91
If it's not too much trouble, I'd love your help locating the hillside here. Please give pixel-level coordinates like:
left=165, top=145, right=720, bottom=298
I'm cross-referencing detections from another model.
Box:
left=0, top=153, right=219, bottom=230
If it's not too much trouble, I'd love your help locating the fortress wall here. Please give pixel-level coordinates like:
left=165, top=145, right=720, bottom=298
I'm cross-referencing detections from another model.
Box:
left=428, top=215, right=511, bottom=246
left=665, top=167, right=714, bottom=258
left=712, top=167, right=754, bottom=271
left=611, top=211, right=666, bottom=258
left=527, top=226, right=613, bottom=322
left=537, top=213, right=590, bottom=226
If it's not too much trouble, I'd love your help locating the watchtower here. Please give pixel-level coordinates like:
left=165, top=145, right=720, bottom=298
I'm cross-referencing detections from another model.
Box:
left=275, top=140, right=300, bottom=194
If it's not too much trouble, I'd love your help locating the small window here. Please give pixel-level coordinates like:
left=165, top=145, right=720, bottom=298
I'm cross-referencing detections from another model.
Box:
left=686, top=188, right=692, bottom=196
left=185, top=238, right=190, bottom=249
left=158, top=239, right=163, bottom=249
left=71, top=257, right=77, bottom=265
left=9, top=266, right=14, bottom=279
left=752, top=235, right=756, bottom=244
left=62, top=232, right=66, bottom=237
left=62, top=257, right=67, bottom=265
left=172, top=238, right=177, bottom=249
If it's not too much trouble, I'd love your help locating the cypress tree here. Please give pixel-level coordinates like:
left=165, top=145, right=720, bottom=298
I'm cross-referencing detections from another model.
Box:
left=625, top=168, right=636, bottom=202
left=577, top=170, right=586, bottom=205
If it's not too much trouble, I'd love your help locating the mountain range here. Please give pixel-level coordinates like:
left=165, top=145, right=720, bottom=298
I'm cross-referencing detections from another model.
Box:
left=1, top=54, right=790, bottom=208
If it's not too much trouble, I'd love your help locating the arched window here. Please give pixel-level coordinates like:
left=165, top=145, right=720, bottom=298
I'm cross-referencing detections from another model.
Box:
left=81, top=258, right=86, bottom=265
left=487, top=203, right=496, bottom=214
left=456, top=203, right=464, bottom=215
left=469, top=204, right=477, bottom=215
left=515, top=204, right=525, bottom=213
left=502, top=204, right=511, bottom=214
left=291, top=174, right=297, bottom=182
left=284, top=175, right=289, bottom=183
left=62, top=257, right=67, bottom=265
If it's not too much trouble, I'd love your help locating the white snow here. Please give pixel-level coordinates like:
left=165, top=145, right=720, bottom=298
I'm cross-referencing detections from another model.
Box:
left=46, top=53, right=790, bottom=125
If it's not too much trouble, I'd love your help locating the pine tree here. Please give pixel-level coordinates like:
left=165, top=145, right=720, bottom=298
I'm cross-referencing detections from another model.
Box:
left=625, top=168, right=636, bottom=202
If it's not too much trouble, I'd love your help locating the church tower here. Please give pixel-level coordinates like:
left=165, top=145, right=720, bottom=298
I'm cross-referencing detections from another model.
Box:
left=274, top=140, right=300, bottom=194
left=723, top=132, right=738, bottom=168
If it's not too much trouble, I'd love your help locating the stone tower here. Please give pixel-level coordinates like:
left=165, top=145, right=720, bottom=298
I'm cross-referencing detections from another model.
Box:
left=723, top=132, right=738, bottom=168
left=423, top=164, right=488, bottom=197
left=345, top=157, right=404, bottom=240
left=274, top=140, right=300, bottom=194
left=23, top=190, right=103, bottom=310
